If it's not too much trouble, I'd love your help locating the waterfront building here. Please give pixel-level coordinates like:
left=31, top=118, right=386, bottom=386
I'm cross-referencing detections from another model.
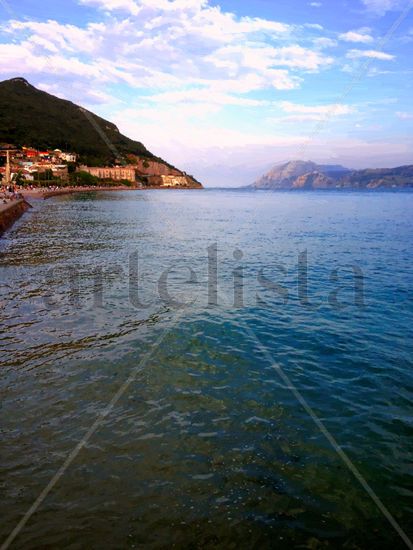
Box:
left=80, top=166, right=137, bottom=182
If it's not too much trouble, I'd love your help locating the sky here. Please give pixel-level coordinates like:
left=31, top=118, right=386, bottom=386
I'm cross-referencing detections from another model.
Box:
left=0, top=0, right=412, bottom=186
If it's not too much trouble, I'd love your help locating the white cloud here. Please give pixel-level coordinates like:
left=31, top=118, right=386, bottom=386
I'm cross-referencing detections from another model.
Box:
left=37, top=81, right=117, bottom=106
left=280, top=114, right=330, bottom=122
left=367, top=67, right=391, bottom=76
left=79, top=0, right=140, bottom=14
left=208, top=43, right=333, bottom=75
left=278, top=101, right=354, bottom=121
left=274, top=45, right=333, bottom=70
left=339, top=29, right=374, bottom=43
left=279, top=101, right=354, bottom=115
left=314, top=37, right=337, bottom=48
left=0, top=43, right=106, bottom=79
left=396, top=111, right=413, bottom=119
left=112, top=102, right=305, bottom=154
left=147, top=88, right=268, bottom=107
left=361, top=0, right=404, bottom=15
left=7, top=19, right=106, bottom=55
left=346, top=49, right=395, bottom=60
left=309, top=2, right=322, bottom=7
left=1, top=3, right=315, bottom=101
left=305, top=23, right=323, bottom=30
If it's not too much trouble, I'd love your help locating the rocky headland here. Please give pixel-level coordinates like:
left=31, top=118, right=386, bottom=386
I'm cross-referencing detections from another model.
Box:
left=249, top=160, right=413, bottom=190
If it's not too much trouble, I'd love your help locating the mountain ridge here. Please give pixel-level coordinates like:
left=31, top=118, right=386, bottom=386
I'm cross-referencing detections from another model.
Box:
left=249, top=160, right=413, bottom=190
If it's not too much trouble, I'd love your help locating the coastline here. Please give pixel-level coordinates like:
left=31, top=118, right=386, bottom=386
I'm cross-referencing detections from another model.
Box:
left=21, top=185, right=139, bottom=200
left=21, top=185, right=203, bottom=200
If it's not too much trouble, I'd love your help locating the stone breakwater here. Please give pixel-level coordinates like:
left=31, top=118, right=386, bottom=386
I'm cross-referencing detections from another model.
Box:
left=0, top=199, right=32, bottom=236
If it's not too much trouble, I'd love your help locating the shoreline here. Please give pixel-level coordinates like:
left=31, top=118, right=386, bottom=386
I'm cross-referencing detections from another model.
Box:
left=21, top=185, right=139, bottom=200
left=21, top=185, right=203, bottom=199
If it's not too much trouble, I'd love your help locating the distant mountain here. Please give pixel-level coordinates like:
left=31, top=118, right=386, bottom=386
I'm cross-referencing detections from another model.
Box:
left=0, top=77, right=169, bottom=168
left=250, top=160, right=350, bottom=190
left=338, top=165, right=413, bottom=189
left=292, top=171, right=335, bottom=189
left=249, top=160, right=413, bottom=190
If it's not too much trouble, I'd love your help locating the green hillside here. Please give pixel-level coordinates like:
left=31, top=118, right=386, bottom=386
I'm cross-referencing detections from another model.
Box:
left=0, top=77, right=159, bottom=166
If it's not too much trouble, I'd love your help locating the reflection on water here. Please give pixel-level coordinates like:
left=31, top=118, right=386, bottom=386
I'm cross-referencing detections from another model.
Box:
left=0, top=190, right=412, bottom=548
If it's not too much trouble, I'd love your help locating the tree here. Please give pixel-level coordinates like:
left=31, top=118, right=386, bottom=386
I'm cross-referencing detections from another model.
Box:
left=12, top=170, right=26, bottom=186
left=70, top=171, right=99, bottom=186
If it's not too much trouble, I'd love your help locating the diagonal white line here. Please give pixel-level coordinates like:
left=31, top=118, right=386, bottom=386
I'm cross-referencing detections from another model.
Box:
left=0, top=306, right=188, bottom=550
left=79, top=108, right=125, bottom=164
left=298, top=0, right=413, bottom=157
left=0, top=0, right=13, bottom=16
left=238, top=318, right=413, bottom=549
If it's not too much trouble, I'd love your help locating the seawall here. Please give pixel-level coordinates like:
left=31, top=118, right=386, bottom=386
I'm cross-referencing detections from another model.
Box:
left=0, top=199, right=31, bottom=236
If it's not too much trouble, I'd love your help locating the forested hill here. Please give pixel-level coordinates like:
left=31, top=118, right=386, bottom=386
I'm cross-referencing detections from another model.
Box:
left=0, top=77, right=164, bottom=167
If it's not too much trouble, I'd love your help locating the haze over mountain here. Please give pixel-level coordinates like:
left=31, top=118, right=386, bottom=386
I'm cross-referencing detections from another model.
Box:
left=249, top=160, right=413, bottom=190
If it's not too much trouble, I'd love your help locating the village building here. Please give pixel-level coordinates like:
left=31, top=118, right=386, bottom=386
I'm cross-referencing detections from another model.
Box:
left=54, top=149, right=77, bottom=163
left=23, top=163, right=69, bottom=181
left=80, top=166, right=137, bottom=182
left=61, top=152, right=77, bottom=163
left=1, top=147, right=73, bottom=187
left=146, top=175, right=192, bottom=187
left=21, top=147, right=38, bottom=159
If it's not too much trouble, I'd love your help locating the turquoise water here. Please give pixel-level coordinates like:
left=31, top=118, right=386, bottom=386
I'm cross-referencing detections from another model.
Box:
left=0, top=190, right=412, bottom=549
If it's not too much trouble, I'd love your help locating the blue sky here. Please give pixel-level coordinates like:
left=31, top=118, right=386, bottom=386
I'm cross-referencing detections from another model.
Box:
left=1, top=0, right=412, bottom=186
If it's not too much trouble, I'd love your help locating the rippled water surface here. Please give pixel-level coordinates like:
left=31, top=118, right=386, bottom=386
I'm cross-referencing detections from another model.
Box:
left=1, top=190, right=412, bottom=549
